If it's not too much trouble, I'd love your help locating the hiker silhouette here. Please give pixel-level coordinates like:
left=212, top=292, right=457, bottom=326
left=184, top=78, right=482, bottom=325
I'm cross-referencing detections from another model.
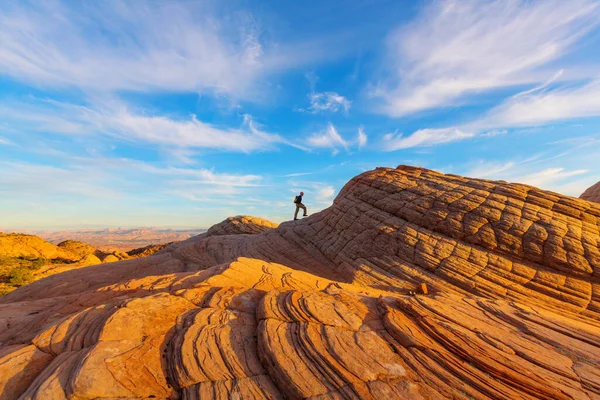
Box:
left=293, top=191, right=308, bottom=220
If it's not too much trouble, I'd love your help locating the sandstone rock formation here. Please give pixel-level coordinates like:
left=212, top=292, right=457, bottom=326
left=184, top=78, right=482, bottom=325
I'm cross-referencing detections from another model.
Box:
left=1, top=166, right=599, bottom=400
left=78, top=254, right=102, bottom=266
left=0, top=234, right=78, bottom=261
left=126, top=242, right=173, bottom=258
left=205, top=215, right=278, bottom=236
left=56, top=240, right=99, bottom=259
left=101, top=254, right=120, bottom=263
left=581, top=181, right=600, bottom=203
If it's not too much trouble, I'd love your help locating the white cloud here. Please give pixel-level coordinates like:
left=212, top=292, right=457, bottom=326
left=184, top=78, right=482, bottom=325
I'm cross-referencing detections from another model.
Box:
left=316, top=186, right=336, bottom=203
left=0, top=161, right=121, bottom=198
left=383, top=127, right=474, bottom=150
left=357, top=126, right=367, bottom=148
left=301, top=92, right=351, bottom=114
left=0, top=136, right=12, bottom=145
left=479, top=79, right=600, bottom=128
left=515, top=168, right=589, bottom=188
left=283, top=172, right=315, bottom=177
left=307, top=123, right=349, bottom=154
left=0, top=156, right=264, bottom=204
left=395, top=76, right=600, bottom=149
left=460, top=155, right=599, bottom=197
left=375, top=0, right=600, bottom=116
left=0, top=98, right=287, bottom=152
left=466, top=161, right=516, bottom=179
left=0, top=1, right=336, bottom=99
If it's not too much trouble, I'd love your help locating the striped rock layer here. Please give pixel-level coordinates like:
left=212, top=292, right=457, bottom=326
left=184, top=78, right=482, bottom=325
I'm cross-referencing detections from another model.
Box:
left=1, top=166, right=599, bottom=400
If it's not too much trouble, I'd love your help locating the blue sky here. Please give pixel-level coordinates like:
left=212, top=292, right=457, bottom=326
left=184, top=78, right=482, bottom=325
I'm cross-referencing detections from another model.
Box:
left=1, top=0, right=600, bottom=230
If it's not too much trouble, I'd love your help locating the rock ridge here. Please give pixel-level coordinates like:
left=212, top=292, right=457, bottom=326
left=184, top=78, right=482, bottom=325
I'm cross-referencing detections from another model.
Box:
left=0, top=166, right=599, bottom=399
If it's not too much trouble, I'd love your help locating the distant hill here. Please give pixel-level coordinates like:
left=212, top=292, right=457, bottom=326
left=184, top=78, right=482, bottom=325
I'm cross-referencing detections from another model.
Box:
left=0, top=232, right=192, bottom=296
left=57, top=240, right=102, bottom=259
left=33, top=227, right=205, bottom=252
left=580, top=181, right=600, bottom=203
left=0, top=233, right=78, bottom=261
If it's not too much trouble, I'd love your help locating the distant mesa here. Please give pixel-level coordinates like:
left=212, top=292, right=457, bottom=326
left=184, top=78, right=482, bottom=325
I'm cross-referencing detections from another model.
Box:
left=35, top=227, right=205, bottom=252
left=580, top=181, right=600, bottom=203
left=1, top=166, right=599, bottom=399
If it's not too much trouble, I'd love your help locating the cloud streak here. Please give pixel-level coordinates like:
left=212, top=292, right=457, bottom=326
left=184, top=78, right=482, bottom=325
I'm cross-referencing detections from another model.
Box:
left=307, top=123, right=349, bottom=155
left=375, top=0, right=600, bottom=116
left=392, top=76, right=600, bottom=149
left=0, top=1, right=339, bottom=100
left=300, top=92, right=351, bottom=114
left=0, top=98, right=290, bottom=152
left=383, top=127, right=474, bottom=150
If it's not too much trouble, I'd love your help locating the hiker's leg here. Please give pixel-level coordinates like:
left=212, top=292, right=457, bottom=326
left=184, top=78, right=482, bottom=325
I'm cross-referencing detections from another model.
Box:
left=294, top=205, right=300, bottom=219
left=300, top=204, right=307, bottom=216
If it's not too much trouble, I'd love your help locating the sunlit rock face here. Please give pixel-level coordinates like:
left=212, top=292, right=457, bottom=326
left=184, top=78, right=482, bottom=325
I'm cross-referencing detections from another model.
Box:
left=1, top=165, right=599, bottom=400
left=581, top=181, right=600, bottom=204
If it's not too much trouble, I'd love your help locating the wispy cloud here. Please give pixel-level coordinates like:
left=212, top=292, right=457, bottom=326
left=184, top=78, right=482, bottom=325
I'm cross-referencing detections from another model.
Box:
left=0, top=155, right=264, bottom=203
left=283, top=172, right=315, bottom=177
left=307, top=123, right=349, bottom=154
left=462, top=154, right=598, bottom=197
left=316, top=186, right=336, bottom=203
left=0, top=98, right=289, bottom=152
left=479, top=79, right=600, bottom=128
left=300, top=92, right=351, bottom=114
left=374, top=0, right=600, bottom=116
left=0, top=1, right=339, bottom=99
left=357, top=126, right=367, bottom=148
left=0, top=161, right=121, bottom=198
left=392, top=77, right=600, bottom=149
left=383, top=127, right=473, bottom=150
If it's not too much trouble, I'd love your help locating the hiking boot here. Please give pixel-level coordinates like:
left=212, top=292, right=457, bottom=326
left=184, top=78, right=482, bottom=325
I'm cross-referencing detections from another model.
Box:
left=294, top=218, right=298, bottom=221
left=303, top=214, right=308, bottom=217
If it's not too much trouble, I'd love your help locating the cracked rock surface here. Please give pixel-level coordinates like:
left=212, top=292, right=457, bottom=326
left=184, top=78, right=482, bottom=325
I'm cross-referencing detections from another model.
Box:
left=1, top=166, right=600, bottom=399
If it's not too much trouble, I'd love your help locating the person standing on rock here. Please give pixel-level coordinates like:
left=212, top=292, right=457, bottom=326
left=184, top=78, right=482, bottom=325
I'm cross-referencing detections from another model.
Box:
left=293, top=191, right=308, bottom=220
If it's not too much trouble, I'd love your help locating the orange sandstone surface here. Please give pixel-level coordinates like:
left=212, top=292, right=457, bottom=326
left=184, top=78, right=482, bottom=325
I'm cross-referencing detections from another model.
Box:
left=581, top=181, right=600, bottom=204
left=1, top=166, right=599, bottom=399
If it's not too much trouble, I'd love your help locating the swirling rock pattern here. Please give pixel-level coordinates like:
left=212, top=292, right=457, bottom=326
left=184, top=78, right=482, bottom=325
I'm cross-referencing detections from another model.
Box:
left=1, top=166, right=599, bottom=399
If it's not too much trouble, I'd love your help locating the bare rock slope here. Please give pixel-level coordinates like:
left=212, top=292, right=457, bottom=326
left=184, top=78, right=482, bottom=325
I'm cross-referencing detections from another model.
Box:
left=581, top=181, right=600, bottom=203
left=0, top=234, right=78, bottom=261
left=1, top=166, right=600, bottom=400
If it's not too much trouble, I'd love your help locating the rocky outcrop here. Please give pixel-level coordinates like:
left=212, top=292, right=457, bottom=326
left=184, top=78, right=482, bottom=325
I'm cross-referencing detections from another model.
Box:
left=1, top=166, right=599, bottom=400
left=101, top=254, right=120, bottom=263
left=205, top=215, right=278, bottom=237
left=56, top=240, right=99, bottom=259
left=581, top=181, right=600, bottom=203
left=126, top=242, right=173, bottom=258
left=78, top=254, right=102, bottom=266
left=0, top=234, right=78, bottom=261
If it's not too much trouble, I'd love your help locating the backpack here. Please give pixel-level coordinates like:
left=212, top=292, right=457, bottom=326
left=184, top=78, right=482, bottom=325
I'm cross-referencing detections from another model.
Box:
left=293, top=196, right=300, bottom=204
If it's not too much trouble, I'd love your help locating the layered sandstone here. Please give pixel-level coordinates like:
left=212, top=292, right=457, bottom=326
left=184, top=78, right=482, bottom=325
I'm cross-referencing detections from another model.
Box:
left=1, top=166, right=599, bottom=400
left=581, top=181, right=600, bottom=203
